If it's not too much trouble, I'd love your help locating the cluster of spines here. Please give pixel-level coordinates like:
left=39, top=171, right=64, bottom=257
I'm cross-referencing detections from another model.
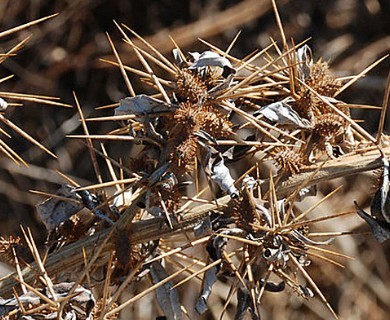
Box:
left=272, top=147, right=305, bottom=174
left=175, top=68, right=208, bottom=104
left=227, top=192, right=260, bottom=234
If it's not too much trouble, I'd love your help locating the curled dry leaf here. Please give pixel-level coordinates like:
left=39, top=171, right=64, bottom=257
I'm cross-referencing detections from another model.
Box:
left=188, top=50, right=235, bottom=76
left=188, top=50, right=233, bottom=69
left=193, top=215, right=212, bottom=237
left=150, top=261, right=182, bottom=320
left=235, top=287, right=260, bottom=320
left=195, top=231, right=230, bottom=315
left=208, top=73, right=235, bottom=97
left=0, top=282, right=95, bottom=318
left=255, top=101, right=311, bottom=129
left=195, top=266, right=218, bottom=315
left=115, top=94, right=173, bottom=116
left=371, top=156, right=390, bottom=223
left=172, top=48, right=184, bottom=66
left=0, top=293, right=40, bottom=316
left=355, top=157, right=390, bottom=243
left=197, top=131, right=239, bottom=198
left=263, top=243, right=290, bottom=268
left=0, top=97, right=8, bottom=112
left=355, top=202, right=390, bottom=243
left=259, top=279, right=286, bottom=293
left=77, top=189, right=114, bottom=225
left=296, top=44, right=313, bottom=81
left=36, top=185, right=83, bottom=232
left=297, top=185, right=317, bottom=201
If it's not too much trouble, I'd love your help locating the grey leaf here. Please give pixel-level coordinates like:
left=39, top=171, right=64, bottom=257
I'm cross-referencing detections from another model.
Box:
left=36, top=185, right=83, bottom=232
left=150, top=261, right=182, bottom=320
left=211, top=157, right=238, bottom=197
left=256, top=101, right=311, bottom=129
left=254, top=201, right=272, bottom=227
left=197, top=132, right=239, bottom=198
left=355, top=201, right=390, bottom=243
left=259, top=279, right=285, bottom=292
left=290, top=230, right=333, bottom=245
left=76, top=189, right=114, bottom=225
left=195, top=266, right=218, bottom=315
left=188, top=51, right=235, bottom=74
left=297, top=185, right=317, bottom=201
left=242, top=175, right=257, bottom=190
left=319, top=94, right=341, bottom=105
left=235, top=287, right=260, bottom=320
left=193, top=215, right=212, bottom=237
left=0, top=98, right=8, bottom=112
left=297, top=45, right=313, bottom=81
left=299, top=285, right=314, bottom=298
left=263, top=246, right=290, bottom=267
left=172, top=48, right=184, bottom=66
left=208, top=74, right=235, bottom=97
left=115, top=94, right=172, bottom=116
left=148, top=163, right=171, bottom=187
left=1, top=282, right=95, bottom=318
left=64, top=311, right=77, bottom=320
left=371, top=156, right=390, bottom=223
left=22, top=314, right=58, bottom=319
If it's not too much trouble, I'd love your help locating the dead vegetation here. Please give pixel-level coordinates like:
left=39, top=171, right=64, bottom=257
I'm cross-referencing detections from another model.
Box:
left=0, top=1, right=390, bottom=319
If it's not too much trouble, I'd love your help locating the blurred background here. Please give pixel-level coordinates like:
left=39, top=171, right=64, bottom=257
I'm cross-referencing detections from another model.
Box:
left=0, top=0, right=389, bottom=319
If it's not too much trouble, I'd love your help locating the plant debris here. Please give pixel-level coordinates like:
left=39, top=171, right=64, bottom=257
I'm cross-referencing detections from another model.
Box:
left=1, top=4, right=389, bottom=320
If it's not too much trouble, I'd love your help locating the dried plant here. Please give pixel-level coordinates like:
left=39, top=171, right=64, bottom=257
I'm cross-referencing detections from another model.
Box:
left=0, top=2, right=390, bottom=320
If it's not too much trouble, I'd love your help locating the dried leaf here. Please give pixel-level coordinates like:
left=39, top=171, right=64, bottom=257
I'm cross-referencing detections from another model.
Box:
left=297, top=45, right=313, bottom=81
left=263, top=246, right=290, bottom=267
left=255, top=101, right=311, bottom=129
left=254, top=201, right=272, bottom=227
left=259, top=279, right=286, bottom=292
left=242, top=175, right=257, bottom=190
left=0, top=283, right=95, bottom=318
left=371, top=157, right=390, bottom=223
left=263, top=235, right=290, bottom=268
left=172, top=48, right=184, bottom=66
left=76, top=189, right=113, bottom=224
left=0, top=98, right=8, bottom=112
left=188, top=51, right=235, bottom=76
left=115, top=94, right=172, bottom=116
left=297, top=185, right=317, bottom=201
left=22, top=314, right=58, bottom=319
left=195, top=229, right=239, bottom=314
left=147, top=163, right=171, bottom=187
left=208, top=73, right=235, bottom=97
left=36, top=185, right=83, bottom=232
left=210, top=157, right=239, bottom=197
left=235, top=287, right=260, bottom=320
left=113, top=190, right=133, bottom=208
left=48, top=283, right=95, bottom=309
left=299, top=285, right=314, bottom=298
left=195, top=266, right=218, bottom=315
left=196, top=131, right=239, bottom=198
left=0, top=294, right=35, bottom=316
left=208, top=232, right=228, bottom=261
left=150, top=261, right=182, bottom=320
left=193, top=215, right=212, bottom=237
left=290, top=230, right=333, bottom=245
left=355, top=201, right=390, bottom=243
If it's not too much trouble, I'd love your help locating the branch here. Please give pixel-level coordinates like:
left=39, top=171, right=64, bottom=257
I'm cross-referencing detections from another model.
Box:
left=0, top=146, right=388, bottom=297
